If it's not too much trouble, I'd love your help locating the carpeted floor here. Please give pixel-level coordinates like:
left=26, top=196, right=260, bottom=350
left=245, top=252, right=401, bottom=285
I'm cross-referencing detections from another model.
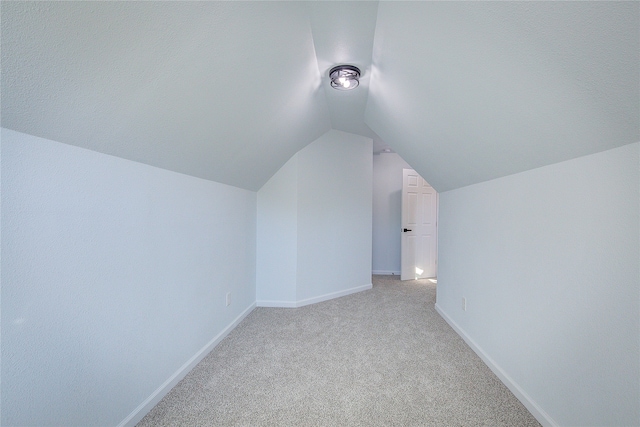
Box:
left=137, top=275, right=541, bottom=426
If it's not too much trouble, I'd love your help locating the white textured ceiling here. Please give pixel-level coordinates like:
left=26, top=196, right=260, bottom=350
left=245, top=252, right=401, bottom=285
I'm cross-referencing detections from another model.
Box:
left=307, top=1, right=387, bottom=153
left=1, top=2, right=331, bottom=190
left=2, top=1, right=638, bottom=192
left=366, top=1, right=639, bottom=191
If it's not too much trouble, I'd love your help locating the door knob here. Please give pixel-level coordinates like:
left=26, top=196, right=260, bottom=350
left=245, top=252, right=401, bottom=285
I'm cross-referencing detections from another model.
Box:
left=403, top=228, right=412, bottom=232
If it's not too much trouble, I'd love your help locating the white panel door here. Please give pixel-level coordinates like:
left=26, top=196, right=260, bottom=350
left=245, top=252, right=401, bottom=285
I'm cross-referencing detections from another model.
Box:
left=401, top=169, right=437, bottom=280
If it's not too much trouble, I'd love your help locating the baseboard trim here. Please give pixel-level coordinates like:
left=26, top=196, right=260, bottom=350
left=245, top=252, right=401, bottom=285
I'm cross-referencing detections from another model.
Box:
left=117, top=302, right=256, bottom=427
left=296, top=283, right=372, bottom=307
left=255, top=300, right=297, bottom=308
left=434, top=303, right=557, bottom=427
left=257, top=283, right=373, bottom=308
left=372, top=270, right=401, bottom=276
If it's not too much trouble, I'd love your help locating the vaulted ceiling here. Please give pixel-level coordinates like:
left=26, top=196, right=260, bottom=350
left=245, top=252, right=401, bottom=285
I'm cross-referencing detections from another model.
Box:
left=2, top=1, right=638, bottom=192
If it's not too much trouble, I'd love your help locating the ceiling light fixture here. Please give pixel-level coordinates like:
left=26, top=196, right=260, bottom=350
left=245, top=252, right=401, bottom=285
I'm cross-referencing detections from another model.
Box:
left=329, top=65, right=361, bottom=90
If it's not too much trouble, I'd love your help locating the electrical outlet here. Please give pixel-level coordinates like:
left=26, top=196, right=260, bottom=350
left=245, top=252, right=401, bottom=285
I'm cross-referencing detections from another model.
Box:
left=462, top=297, right=466, bottom=311
left=226, top=292, right=231, bottom=307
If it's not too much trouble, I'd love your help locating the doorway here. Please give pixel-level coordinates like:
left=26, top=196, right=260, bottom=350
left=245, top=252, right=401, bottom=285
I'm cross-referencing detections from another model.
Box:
left=401, top=169, right=438, bottom=280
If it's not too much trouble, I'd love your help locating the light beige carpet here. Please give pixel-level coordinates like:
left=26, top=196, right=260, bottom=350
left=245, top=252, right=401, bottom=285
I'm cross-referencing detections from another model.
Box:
left=137, top=275, right=540, bottom=426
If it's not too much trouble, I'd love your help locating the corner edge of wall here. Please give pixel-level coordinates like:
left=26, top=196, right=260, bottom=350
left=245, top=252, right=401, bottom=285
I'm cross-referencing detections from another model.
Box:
left=116, top=302, right=256, bottom=427
left=434, top=303, right=558, bottom=427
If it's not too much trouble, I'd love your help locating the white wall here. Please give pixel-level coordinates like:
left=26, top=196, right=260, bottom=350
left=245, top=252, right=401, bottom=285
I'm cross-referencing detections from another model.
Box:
left=296, top=130, right=373, bottom=302
left=1, top=129, right=257, bottom=427
left=436, top=142, right=639, bottom=426
left=372, top=152, right=411, bottom=275
left=256, top=156, right=298, bottom=303
left=257, top=130, right=373, bottom=306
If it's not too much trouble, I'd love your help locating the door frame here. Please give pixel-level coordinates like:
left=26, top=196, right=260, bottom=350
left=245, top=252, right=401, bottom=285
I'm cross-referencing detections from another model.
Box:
left=400, top=168, right=438, bottom=280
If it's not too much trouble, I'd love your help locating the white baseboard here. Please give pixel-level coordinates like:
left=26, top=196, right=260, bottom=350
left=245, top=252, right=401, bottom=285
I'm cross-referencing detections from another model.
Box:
left=434, top=303, right=557, bottom=427
left=117, top=302, right=256, bottom=427
left=372, top=270, right=401, bottom=276
left=255, top=300, right=297, bottom=308
left=296, top=283, right=372, bottom=307
left=257, top=283, right=373, bottom=308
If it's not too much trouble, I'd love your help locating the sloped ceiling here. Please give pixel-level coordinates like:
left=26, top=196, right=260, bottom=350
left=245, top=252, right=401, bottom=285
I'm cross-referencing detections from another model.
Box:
left=2, top=1, right=638, bottom=192
left=308, top=1, right=386, bottom=151
left=1, top=2, right=331, bottom=191
left=366, top=1, right=639, bottom=191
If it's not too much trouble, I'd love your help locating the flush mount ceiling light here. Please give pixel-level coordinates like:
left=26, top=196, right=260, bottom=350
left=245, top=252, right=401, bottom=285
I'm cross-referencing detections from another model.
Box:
left=329, top=65, right=361, bottom=90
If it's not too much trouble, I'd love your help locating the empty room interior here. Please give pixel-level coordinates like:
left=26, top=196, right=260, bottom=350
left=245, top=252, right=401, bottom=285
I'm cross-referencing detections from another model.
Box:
left=1, top=2, right=638, bottom=426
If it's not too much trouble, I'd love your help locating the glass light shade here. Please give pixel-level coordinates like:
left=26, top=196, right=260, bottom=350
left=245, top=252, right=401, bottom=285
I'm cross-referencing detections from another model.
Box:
left=329, top=65, right=360, bottom=90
